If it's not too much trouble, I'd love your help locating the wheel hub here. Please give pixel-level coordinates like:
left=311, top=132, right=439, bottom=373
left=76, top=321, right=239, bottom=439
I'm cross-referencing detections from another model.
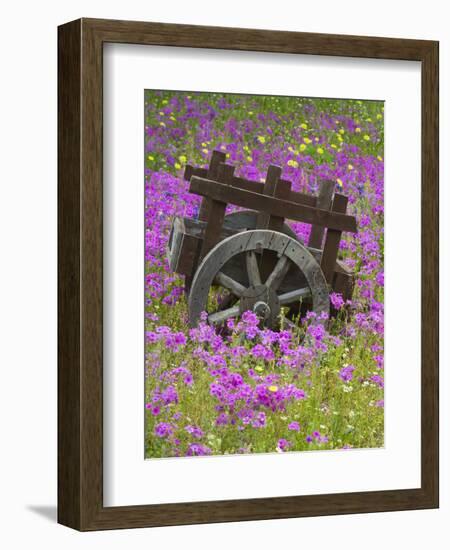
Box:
left=239, top=284, right=280, bottom=326
left=253, top=300, right=271, bottom=320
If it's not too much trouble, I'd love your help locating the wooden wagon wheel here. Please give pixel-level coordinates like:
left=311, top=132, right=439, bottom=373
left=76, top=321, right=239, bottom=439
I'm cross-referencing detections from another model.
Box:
left=188, top=230, right=329, bottom=328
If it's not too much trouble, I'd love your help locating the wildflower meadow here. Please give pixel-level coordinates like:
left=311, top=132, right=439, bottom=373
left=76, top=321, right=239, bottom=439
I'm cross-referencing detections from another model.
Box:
left=144, top=91, right=384, bottom=459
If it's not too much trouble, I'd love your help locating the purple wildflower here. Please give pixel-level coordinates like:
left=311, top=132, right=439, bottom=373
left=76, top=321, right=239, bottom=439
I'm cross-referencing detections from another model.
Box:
left=184, top=425, right=204, bottom=439
left=186, top=443, right=212, bottom=456
left=277, top=438, right=291, bottom=451
left=154, top=422, right=173, bottom=438
left=339, top=365, right=355, bottom=383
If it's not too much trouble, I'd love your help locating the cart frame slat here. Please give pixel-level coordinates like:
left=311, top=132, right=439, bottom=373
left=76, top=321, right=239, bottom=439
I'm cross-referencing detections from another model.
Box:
left=189, top=176, right=357, bottom=233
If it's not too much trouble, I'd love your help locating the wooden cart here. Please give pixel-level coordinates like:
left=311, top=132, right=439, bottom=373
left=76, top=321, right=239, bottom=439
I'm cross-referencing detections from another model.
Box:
left=167, top=150, right=357, bottom=328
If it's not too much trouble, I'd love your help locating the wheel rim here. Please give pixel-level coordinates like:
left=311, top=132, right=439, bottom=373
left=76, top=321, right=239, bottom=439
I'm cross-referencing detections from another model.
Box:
left=188, top=230, right=330, bottom=328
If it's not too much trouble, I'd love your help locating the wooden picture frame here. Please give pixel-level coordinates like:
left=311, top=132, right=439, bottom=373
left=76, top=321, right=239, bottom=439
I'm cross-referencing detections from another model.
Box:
left=58, top=18, right=439, bottom=531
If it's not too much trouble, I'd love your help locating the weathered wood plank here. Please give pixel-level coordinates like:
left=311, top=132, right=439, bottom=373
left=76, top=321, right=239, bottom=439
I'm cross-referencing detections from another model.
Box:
left=234, top=176, right=316, bottom=207
left=246, top=250, right=262, bottom=286
left=190, top=176, right=357, bottom=233
left=308, top=180, right=335, bottom=249
left=256, top=165, right=282, bottom=228
left=217, top=162, right=235, bottom=182
left=167, top=217, right=202, bottom=276
left=214, top=271, right=246, bottom=297
left=198, top=163, right=235, bottom=259
left=265, top=255, right=291, bottom=290
left=320, top=193, right=349, bottom=283
left=208, top=305, right=240, bottom=325
left=199, top=200, right=226, bottom=259
left=256, top=166, right=293, bottom=232
left=279, top=287, right=312, bottom=305
left=198, top=150, right=226, bottom=221
left=184, top=151, right=317, bottom=207
left=268, top=178, right=292, bottom=231
left=333, top=260, right=355, bottom=302
left=184, top=165, right=207, bottom=181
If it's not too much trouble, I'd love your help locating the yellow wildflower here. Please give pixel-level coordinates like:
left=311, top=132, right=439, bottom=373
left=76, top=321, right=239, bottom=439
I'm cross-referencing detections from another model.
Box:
left=147, top=155, right=154, bottom=161
left=299, top=143, right=306, bottom=152
left=159, top=122, right=166, bottom=127
left=201, top=142, right=207, bottom=147
left=247, top=156, right=253, bottom=162
left=348, top=164, right=354, bottom=170
left=303, top=137, right=312, bottom=144
left=337, top=178, right=343, bottom=188
left=355, top=127, right=361, bottom=133
left=287, top=159, right=299, bottom=168
left=377, top=155, right=383, bottom=162
left=377, top=113, right=383, bottom=120
left=300, top=122, right=308, bottom=130
left=202, top=148, right=209, bottom=154
left=363, top=135, right=370, bottom=141
left=268, top=385, right=278, bottom=393
left=331, top=144, right=337, bottom=149
left=255, top=365, right=264, bottom=373
left=178, top=155, right=187, bottom=164
left=159, top=111, right=165, bottom=116
left=339, top=128, right=345, bottom=135
left=257, top=136, right=266, bottom=144
left=317, top=147, right=324, bottom=154
left=174, top=162, right=181, bottom=170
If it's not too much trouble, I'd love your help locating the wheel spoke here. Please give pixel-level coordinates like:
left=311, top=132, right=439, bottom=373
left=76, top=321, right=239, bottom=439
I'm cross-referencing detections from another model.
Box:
left=217, top=292, right=238, bottom=311
left=214, top=271, right=246, bottom=297
left=278, top=287, right=311, bottom=306
left=246, top=250, right=262, bottom=286
left=208, top=305, right=240, bottom=325
left=265, top=255, right=291, bottom=290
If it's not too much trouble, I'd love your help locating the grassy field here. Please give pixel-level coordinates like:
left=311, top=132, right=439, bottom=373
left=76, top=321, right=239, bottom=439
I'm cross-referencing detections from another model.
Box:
left=144, top=91, right=384, bottom=458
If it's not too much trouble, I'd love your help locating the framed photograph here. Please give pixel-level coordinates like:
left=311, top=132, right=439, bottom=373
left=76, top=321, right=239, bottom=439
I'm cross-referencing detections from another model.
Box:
left=58, top=18, right=439, bottom=530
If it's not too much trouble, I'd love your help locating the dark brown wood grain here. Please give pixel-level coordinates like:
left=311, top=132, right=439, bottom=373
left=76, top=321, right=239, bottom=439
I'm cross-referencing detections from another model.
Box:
left=58, top=17, right=439, bottom=531
left=267, top=178, right=292, bottom=231
left=308, top=180, right=335, bottom=248
left=256, top=165, right=281, bottom=229
left=256, top=166, right=293, bottom=232
left=190, top=176, right=357, bottom=232
left=199, top=163, right=235, bottom=259
left=58, top=19, right=82, bottom=529
left=198, top=150, right=226, bottom=221
left=320, top=193, right=348, bottom=283
left=185, top=161, right=317, bottom=207
left=420, top=38, right=439, bottom=506
left=333, top=260, right=355, bottom=303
